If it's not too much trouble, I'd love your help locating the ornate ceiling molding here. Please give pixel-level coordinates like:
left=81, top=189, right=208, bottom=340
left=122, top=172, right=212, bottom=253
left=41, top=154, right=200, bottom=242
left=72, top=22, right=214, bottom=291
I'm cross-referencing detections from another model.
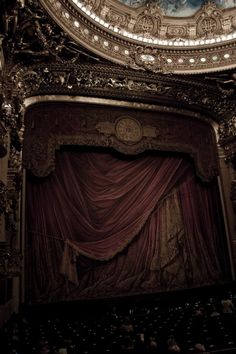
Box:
left=40, top=0, right=236, bottom=74
left=0, top=0, right=235, bottom=124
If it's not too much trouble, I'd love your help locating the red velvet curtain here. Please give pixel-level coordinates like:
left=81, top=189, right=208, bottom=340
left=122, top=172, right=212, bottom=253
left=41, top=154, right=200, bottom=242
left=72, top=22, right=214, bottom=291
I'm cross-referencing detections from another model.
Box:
left=25, top=149, right=229, bottom=303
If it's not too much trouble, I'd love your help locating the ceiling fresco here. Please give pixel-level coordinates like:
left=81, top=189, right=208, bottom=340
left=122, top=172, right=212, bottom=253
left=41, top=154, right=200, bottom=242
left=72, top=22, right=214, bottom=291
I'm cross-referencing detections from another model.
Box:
left=118, top=0, right=236, bottom=17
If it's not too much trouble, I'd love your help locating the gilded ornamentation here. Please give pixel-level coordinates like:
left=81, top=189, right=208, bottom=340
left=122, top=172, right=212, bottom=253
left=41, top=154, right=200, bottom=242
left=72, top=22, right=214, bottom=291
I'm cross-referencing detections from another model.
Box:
left=115, top=117, right=142, bottom=144
left=129, top=46, right=167, bottom=73
left=134, top=3, right=162, bottom=36
left=219, top=116, right=236, bottom=166
left=196, top=3, right=223, bottom=37
left=0, top=243, right=23, bottom=278
left=35, top=0, right=236, bottom=74
left=232, top=15, right=236, bottom=29
left=83, top=0, right=101, bottom=12
left=105, top=8, right=129, bottom=27
left=13, top=63, right=236, bottom=121
left=166, top=26, right=187, bottom=39
left=219, top=116, right=236, bottom=142
left=96, top=117, right=158, bottom=144
left=1, top=1, right=99, bottom=66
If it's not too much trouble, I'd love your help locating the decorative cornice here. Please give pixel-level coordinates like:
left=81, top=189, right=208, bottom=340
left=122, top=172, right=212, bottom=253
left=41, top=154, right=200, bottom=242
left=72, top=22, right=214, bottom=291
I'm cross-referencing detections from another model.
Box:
left=39, top=0, right=236, bottom=74
left=8, top=62, right=235, bottom=122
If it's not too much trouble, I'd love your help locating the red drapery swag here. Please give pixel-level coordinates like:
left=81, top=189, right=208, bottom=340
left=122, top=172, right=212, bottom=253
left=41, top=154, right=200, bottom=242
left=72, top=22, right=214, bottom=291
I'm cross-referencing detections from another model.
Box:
left=26, top=150, right=228, bottom=303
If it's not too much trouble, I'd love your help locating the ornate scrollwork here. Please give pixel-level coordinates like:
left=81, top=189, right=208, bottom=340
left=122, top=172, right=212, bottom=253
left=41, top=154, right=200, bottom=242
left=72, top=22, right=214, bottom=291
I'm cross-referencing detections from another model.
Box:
left=0, top=242, right=23, bottom=278
left=33, top=0, right=236, bottom=74
left=0, top=1, right=99, bottom=66
left=219, top=115, right=236, bottom=168
left=105, top=7, right=130, bottom=28
left=11, top=62, right=236, bottom=121
left=1, top=1, right=236, bottom=76
left=196, top=4, right=223, bottom=38
left=129, top=46, right=164, bottom=73
left=134, top=4, right=162, bottom=36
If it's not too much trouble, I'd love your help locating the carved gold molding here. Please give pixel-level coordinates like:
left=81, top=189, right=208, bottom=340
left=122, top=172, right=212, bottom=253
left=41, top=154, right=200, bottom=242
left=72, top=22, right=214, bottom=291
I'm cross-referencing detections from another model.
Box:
left=40, top=0, right=236, bottom=73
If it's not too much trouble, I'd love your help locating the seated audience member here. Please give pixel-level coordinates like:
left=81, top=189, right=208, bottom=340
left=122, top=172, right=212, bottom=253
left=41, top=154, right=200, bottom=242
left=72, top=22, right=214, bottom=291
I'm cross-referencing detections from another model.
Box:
left=194, top=343, right=206, bottom=352
left=120, top=317, right=134, bottom=334
left=167, top=335, right=181, bottom=352
left=221, top=296, right=235, bottom=314
left=147, top=336, right=158, bottom=352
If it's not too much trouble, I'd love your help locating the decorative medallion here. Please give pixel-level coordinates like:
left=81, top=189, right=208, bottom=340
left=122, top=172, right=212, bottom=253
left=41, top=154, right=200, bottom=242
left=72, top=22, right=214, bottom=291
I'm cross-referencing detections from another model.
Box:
left=115, top=117, right=143, bottom=144
left=196, top=3, right=223, bottom=37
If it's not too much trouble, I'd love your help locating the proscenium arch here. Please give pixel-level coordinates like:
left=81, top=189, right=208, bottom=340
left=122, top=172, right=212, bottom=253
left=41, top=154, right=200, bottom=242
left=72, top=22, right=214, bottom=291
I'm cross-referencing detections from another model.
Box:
left=20, top=94, right=236, bottom=291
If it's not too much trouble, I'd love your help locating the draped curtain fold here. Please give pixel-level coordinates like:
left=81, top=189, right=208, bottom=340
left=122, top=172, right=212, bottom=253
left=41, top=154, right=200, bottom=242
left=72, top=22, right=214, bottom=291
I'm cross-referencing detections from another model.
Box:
left=26, top=150, right=228, bottom=303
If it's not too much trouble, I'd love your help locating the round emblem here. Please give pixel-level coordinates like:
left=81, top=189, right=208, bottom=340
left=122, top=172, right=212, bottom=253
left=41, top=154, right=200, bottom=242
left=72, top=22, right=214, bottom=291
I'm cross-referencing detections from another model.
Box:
left=115, top=117, right=142, bottom=144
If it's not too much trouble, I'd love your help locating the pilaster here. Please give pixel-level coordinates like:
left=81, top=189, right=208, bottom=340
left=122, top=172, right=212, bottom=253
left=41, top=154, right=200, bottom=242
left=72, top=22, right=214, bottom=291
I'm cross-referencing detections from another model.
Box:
left=219, top=116, right=236, bottom=273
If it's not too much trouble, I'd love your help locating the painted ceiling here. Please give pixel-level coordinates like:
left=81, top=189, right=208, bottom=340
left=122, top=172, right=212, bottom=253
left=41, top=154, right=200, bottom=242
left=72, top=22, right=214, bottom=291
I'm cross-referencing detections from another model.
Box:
left=118, top=0, right=236, bottom=17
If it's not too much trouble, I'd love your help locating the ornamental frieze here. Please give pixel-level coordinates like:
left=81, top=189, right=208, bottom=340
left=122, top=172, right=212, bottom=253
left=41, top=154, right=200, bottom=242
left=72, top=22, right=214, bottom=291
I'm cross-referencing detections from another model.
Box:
left=166, top=26, right=187, bottom=39
left=9, top=63, right=236, bottom=122
left=105, top=7, right=130, bottom=28
left=34, top=0, right=236, bottom=74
